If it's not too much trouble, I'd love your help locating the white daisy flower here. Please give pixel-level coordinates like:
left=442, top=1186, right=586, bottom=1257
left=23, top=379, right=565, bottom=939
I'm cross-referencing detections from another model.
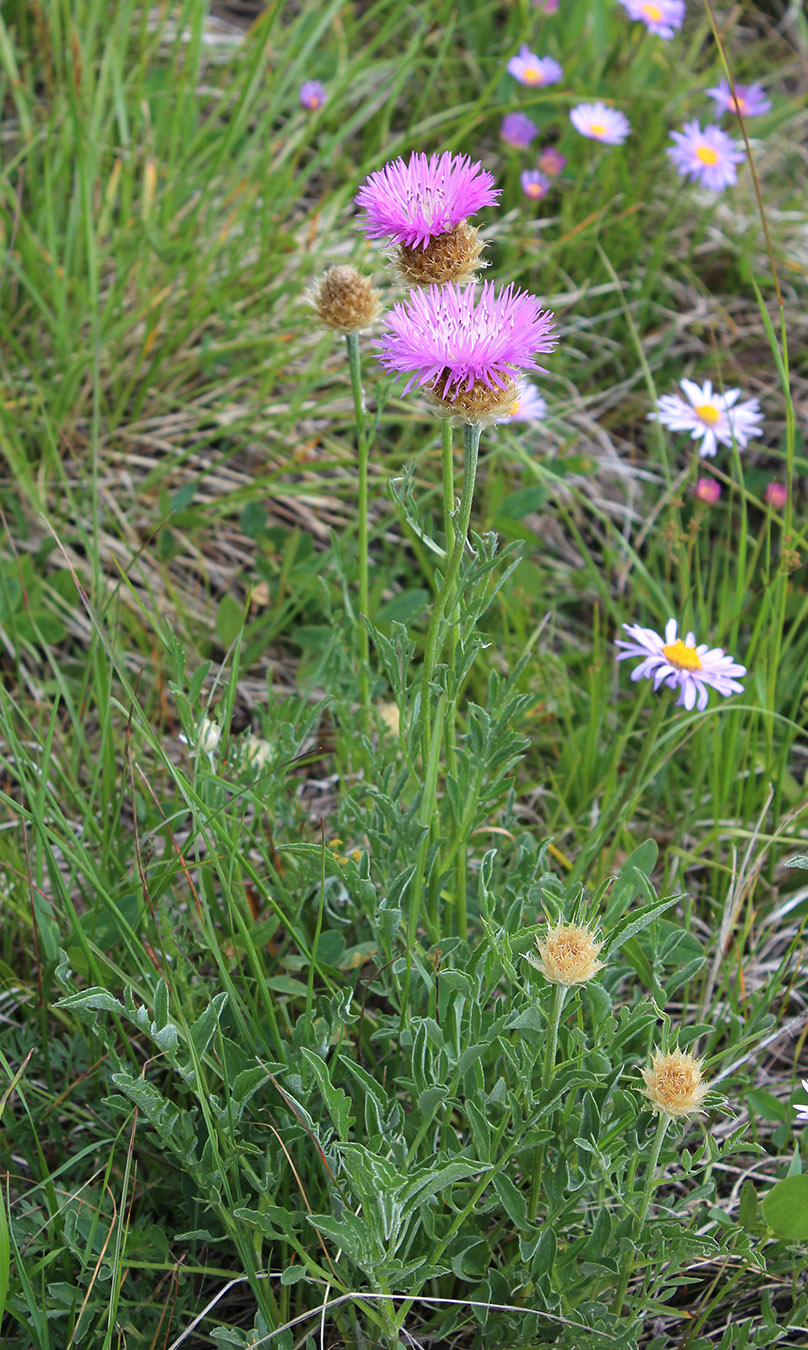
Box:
left=795, top=1081, right=808, bottom=1123
left=569, top=101, right=630, bottom=145
left=615, top=617, right=746, bottom=711
left=649, top=379, right=761, bottom=458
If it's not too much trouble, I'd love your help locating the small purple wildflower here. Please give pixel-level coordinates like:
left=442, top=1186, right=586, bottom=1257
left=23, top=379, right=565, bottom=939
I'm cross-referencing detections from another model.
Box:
left=706, top=78, right=772, bottom=119
left=533, top=0, right=559, bottom=11
left=354, top=152, right=499, bottom=251
left=616, top=0, right=684, bottom=38
left=570, top=102, right=630, bottom=145
left=538, top=146, right=566, bottom=176
left=521, top=169, right=552, bottom=201
left=375, top=280, right=556, bottom=399
left=616, top=618, right=746, bottom=711
left=501, top=112, right=539, bottom=149
left=667, top=121, right=744, bottom=190
left=507, top=46, right=563, bottom=87
left=764, top=482, right=787, bottom=510
left=694, top=478, right=721, bottom=505
left=299, top=80, right=327, bottom=111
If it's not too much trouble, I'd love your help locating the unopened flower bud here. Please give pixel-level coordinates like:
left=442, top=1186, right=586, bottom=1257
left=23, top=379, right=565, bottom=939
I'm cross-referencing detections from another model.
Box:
left=392, top=220, right=487, bottom=287
left=311, top=265, right=381, bottom=335
left=527, top=921, right=605, bottom=986
left=641, top=1047, right=709, bottom=1119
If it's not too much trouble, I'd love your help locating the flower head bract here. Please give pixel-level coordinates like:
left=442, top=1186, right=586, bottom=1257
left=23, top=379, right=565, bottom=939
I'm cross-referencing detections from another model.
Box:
left=616, top=617, right=746, bottom=710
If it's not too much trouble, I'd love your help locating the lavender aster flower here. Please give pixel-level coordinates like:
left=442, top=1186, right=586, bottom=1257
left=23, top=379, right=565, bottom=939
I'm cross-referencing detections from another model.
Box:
left=570, top=102, right=630, bottom=144
left=650, top=379, right=762, bottom=458
left=667, top=121, right=744, bottom=190
left=507, top=46, right=563, bottom=87
left=616, top=0, right=684, bottom=38
left=375, top=281, right=556, bottom=424
left=794, top=1082, right=808, bottom=1123
left=355, top=152, right=498, bottom=251
left=706, top=77, right=772, bottom=119
left=616, top=618, right=746, bottom=711
left=501, top=112, right=539, bottom=149
left=495, top=381, right=547, bottom=423
left=521, top=169, right=552, bottom=201
left=299, top=80, right=327, bottom=111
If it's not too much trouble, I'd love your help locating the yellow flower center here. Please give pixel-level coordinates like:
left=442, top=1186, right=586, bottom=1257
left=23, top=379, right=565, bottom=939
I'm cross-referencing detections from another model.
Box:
left=589, top=122, right=607, bottom=136
left=730, top=95, right=747, bottom=115
left=694, top=403, right=721, bottom=425
left=508, top=400, right=521, bottom=417
left=525, top=184, right=543, bottom=198
left=661, top=639, right=703, bottom=671
left=696, top=145, right=719, bottom=166
left=524, top=66, right=545, bottom=85
left=641, top=3, right=663, bottom=18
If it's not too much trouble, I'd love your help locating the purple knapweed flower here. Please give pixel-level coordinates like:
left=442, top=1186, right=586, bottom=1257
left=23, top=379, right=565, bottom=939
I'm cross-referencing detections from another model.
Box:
left=707, top=78, right=772, bottom=119
left=299, top=80, right=327, bottom=111
left=667, top=121, right=744, bottom=190
left=570, top=102, right=630, bottom=144
left=521, top=169, right=552, bottom=201
left=616, top=0, right=684, bottom=38
left=538, top=146, right=566, bottom=176
left=375, top=281, right=556, bottom=423
left=501, top=112, right=539, bottom=149
left=616, top=618, right=746, bottom=711
left=507, top=46, right=563, bottom=87
left=354, top=152, right=499, bottom=251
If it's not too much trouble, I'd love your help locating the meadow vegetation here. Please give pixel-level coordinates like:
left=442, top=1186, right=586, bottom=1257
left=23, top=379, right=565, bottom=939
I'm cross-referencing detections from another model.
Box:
left=0, top=0, right=807, bottom=1346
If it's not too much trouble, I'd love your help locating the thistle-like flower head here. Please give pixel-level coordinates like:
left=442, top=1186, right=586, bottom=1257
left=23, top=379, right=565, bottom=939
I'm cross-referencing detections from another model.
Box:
left=641, top=1047, right=710, bottom=1119
left=374, top=280, right=556, bottom=424
left=355, top=152, right=499, bottom=251
left=311, top=265, right=381, bottom=334
left=528, top=921, right=605, bottom=986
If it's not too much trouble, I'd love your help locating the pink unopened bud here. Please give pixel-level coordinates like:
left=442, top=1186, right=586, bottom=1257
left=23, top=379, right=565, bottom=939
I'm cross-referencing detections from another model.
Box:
left=694, top=477, right=721, bottom=505
left=764, top=482, right=787, bottom=510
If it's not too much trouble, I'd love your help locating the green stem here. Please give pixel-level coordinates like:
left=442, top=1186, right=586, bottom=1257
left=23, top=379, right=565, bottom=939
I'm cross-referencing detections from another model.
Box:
left=612, top=1110, right=671, bottom=1315
left=528, top=982, right=568, bottom=1222
left=346, top=332, right=370, bottom=735
left=420, top=422, right=481, bottom=774
left=439, top=420, right=468, bottom=940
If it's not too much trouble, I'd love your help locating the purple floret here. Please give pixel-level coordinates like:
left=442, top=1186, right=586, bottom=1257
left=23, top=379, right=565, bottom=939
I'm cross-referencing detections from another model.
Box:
left=374, top=280, right=556, bottom=397
left=354, top=152, right=499, bottom=250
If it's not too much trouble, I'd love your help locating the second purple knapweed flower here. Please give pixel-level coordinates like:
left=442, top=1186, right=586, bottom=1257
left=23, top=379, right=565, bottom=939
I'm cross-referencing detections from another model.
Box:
left=355, top=151, right=499, bottom=285
left=375, top=281, right=556, bottom=424
left=667, top=121, right=744, bottom=190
